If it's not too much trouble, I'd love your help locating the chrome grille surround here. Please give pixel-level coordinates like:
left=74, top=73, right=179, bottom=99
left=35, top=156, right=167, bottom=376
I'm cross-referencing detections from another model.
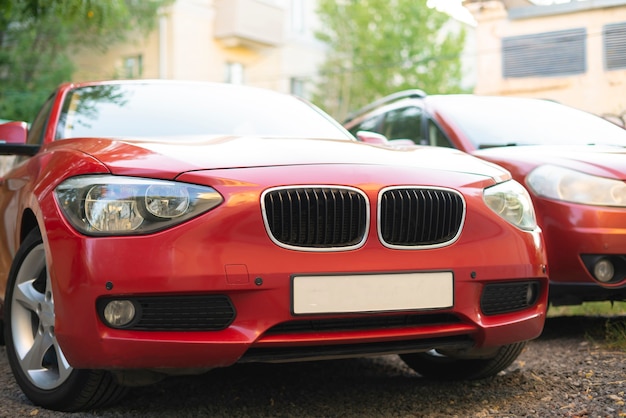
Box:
left=377, top=186, right=465, bottom=249
left=262, top=186, right=370, bottom=251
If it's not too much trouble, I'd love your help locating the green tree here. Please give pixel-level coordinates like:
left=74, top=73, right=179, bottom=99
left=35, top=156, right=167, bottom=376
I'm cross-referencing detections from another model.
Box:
left=0, top=0, right=172, bottom=122
left=314, top=0, right=468, bottom=120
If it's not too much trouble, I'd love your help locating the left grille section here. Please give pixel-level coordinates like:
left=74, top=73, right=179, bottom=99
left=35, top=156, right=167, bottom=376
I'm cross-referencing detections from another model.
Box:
left=263, top=186, right=368, bottom=250
left=97, top=295, right=235, bottom=331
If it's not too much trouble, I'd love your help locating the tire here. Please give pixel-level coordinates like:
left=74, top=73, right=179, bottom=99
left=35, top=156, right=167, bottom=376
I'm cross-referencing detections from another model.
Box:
left=400, top=342, right=526, bottom=380
left=3, top=228, right=128, bottom=411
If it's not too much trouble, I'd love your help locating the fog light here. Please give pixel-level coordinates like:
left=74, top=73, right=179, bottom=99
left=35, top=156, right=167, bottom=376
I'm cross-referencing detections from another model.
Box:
left=526, top=283, right=537, bottom=305
left=593, top=258, right=615, bottom=283
left=103, top=300, right=136, bottom=327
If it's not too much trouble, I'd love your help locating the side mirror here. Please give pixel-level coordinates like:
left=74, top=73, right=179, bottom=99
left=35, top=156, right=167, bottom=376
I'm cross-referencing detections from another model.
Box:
left=0, top=121, right=28, bottom=144
left=0, top=121, right=39, bottom=156
left=355, top=130, right=389, bottom=145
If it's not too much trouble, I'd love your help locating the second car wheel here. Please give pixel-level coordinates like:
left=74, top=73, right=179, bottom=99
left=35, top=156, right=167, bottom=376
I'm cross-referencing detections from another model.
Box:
left=400, top=342, right=526, bottom=380
left=3, top=228, right=128, bottom=412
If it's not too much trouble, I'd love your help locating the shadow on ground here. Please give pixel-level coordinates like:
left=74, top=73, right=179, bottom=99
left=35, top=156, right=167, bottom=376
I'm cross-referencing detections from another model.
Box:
left=540, top=314, right=626, bottom=341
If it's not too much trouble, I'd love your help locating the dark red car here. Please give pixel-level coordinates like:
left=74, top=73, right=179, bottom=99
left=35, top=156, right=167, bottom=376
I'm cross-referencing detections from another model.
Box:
left=344, top=91, right=626, bottom=306
left=0, top=81, right=547, bottom=411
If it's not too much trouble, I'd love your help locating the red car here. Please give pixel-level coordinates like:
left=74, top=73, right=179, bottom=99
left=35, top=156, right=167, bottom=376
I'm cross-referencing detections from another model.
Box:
left=0, top=81, right=547, bottom=411
left=344, top=91, right=626, bottom=307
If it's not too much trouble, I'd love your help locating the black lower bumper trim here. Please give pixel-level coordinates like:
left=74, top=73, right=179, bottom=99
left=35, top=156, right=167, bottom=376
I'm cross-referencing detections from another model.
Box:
left=550, top=283, right=626, bottom=306
left=239, top=335, right=474, bottom=364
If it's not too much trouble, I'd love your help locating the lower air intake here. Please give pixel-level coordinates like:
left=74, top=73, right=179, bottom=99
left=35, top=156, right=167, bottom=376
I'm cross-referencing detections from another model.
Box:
left=481, top=281, right=540, bottom=315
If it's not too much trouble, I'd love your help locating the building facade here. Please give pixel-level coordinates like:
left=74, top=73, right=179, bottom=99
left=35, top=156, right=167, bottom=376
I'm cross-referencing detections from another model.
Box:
left=72, top=0, right=326, bottom=99
left=466, top=0, right=626, bottom=121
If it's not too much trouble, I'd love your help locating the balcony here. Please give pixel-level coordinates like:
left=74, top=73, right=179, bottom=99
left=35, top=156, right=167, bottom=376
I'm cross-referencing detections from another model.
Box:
left=214, top=0, right=286, bottom=49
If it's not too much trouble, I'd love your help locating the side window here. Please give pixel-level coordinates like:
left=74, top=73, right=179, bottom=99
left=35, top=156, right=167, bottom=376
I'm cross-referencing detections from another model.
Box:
left=428, top=120, right=454, bottom=148
left=27, top=94, right=56, bottom=145
left=348, top=114, right=383, bottom=136
left=382, top=107, right=424, bottom=144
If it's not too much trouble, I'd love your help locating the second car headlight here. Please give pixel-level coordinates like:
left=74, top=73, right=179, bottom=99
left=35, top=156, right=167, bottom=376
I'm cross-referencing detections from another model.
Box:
left=483, top=180, right=537, bottom=230
left=526, top=165, right=626, bottom=207
left=55, top=175, right=224, bottom=235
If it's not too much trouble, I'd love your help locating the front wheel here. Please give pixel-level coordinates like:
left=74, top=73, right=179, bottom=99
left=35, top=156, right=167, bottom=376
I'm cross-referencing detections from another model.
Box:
left=400, top=342, right=526, bottom=380
left=3, top=228, right=127, bottom=411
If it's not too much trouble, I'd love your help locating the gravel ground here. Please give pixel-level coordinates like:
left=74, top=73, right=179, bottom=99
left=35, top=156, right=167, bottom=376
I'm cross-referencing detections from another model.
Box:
left=1, top=315, right=625, bottom=418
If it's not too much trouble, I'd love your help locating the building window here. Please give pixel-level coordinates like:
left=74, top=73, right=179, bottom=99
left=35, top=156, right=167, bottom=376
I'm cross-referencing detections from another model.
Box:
left=291, top=0, right=305, bottom=34
left=225, top=62, right=244, bottom=84
left=123, top=55, right=143, bottom=79
left=502, top=28, right=586, bottom=78
left=290, top=77, right=306, bottom=97
left=604, top=22, right=626, bottom=71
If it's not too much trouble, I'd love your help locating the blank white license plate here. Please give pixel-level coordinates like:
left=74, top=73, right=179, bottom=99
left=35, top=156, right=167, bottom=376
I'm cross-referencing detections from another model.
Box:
left=292, top=271, right=453, bottom=314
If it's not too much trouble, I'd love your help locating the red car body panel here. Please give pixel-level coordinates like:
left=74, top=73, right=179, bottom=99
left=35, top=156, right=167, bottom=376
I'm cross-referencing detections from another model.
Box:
left=0, top=81, right=548, bottom=374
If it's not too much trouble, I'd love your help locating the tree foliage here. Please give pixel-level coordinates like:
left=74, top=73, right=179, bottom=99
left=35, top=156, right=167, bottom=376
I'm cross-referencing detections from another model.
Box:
left=0, top=0, right=172, bottom=122
left=313, top=0, right=469, bottom=120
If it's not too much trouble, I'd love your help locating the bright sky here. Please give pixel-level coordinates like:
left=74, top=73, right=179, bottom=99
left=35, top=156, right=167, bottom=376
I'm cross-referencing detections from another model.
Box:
left=427, top=0, right=477, bottom=26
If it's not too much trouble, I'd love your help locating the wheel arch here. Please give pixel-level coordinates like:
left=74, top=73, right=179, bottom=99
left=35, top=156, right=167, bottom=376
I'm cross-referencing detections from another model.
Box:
left=0, top=301, right=3, bottom=346
left=20, top=209, right=40, bottom=243
left=2, top=209, right=41, bottom=346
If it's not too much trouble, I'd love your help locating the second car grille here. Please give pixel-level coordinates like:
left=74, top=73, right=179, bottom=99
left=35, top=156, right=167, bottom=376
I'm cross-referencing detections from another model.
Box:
left=263, top=187, right=368, bottom=249
left=379, top=187, right=464, bottom=247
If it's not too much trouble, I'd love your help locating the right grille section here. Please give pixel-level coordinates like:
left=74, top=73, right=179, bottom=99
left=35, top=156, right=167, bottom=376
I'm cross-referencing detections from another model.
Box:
left=379, top=187, right=464, bottom=247
left=263, top=187, right=368, bottom=249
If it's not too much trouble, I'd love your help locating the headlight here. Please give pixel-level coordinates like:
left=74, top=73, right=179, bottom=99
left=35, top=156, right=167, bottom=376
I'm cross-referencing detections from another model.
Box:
left=526, top=165, right=626, bottom=207
left=483, top=180, right=537, bottom=230
left=55, top=175, right=223, bottom=235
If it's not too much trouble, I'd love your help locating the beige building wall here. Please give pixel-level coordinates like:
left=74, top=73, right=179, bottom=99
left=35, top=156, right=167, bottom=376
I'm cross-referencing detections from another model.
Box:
left=467, top=0, right=626, bottom=117
left=72, top=0, right=325, bottom=99
left=250, top=0, right=326, bottom=96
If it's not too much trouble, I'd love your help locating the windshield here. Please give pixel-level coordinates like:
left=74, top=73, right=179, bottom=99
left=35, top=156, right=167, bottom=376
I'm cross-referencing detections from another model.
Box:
left=433, top=95, right=626, bottom=149
left=55, top=82, right=353, bottom=141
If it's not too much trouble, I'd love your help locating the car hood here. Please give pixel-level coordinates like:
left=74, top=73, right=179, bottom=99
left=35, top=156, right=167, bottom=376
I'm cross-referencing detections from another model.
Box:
left=475, top=144, right=626, bottom=180
left=50, top=135, right=510, bottom=182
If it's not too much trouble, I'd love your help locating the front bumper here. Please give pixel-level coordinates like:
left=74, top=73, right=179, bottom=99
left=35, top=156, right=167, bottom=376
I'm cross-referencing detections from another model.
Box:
left=42, top=215, right=547, bottom=370
left=534, top=198, right=626, bottom=303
